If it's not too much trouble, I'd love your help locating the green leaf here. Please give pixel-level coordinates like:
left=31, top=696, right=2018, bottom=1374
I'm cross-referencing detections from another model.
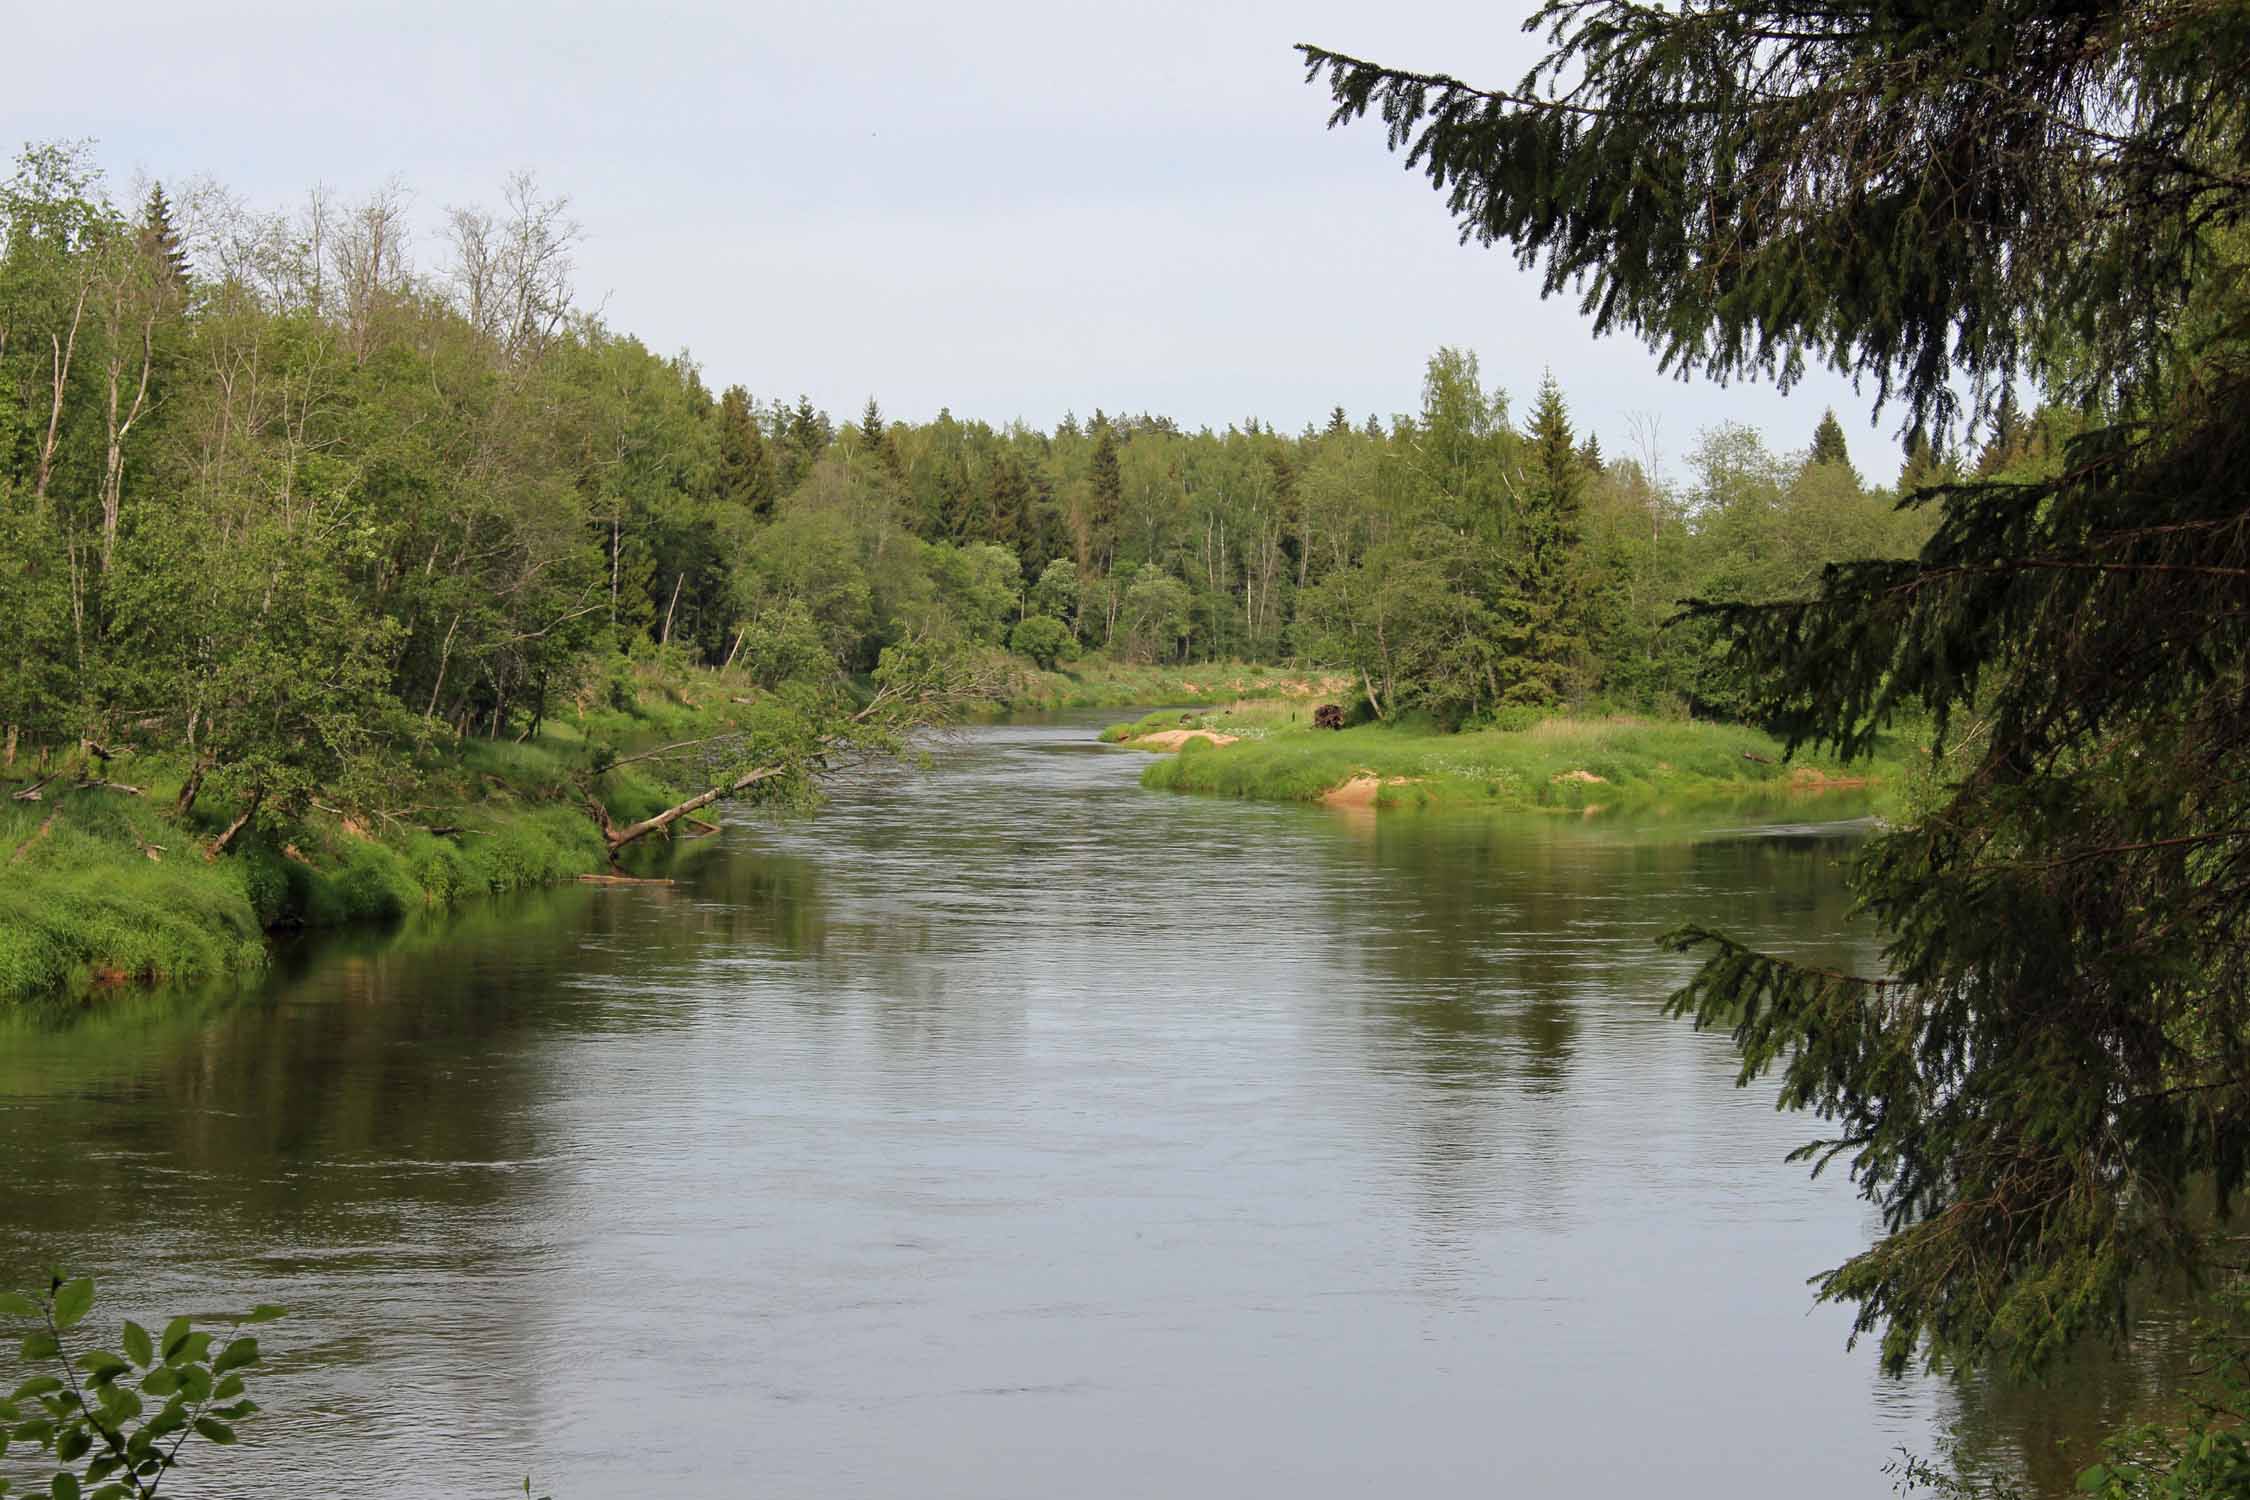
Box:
left=137, top=1367, right=177, bottom=1397
left=2077, top=1465, right=2112, bottom=1492
left=243, top=1305, right=286, bottom=1324
left=89, top=1488, right=130, bottom=1500
left=175, top=1367, right=210, bottom=1404
left=18, top=1333, right=59, bottom=1362
left=118, top=1323, right=151, bottom=1369
left=49, top=1476, right=77, bottom=1500
left=210, top=1338, right=258, bottom=1376
left=74, top=1353, right=126, bottom=1386
left=170, top=1333, right=210, bottom=1367
left=0, top=1294, right=37, bottom=1320
left=49, top=1280, right=92, bottom=1332
left=55, top=1426, right=91, bottom=1463
left=191, top=1417, right=235, bottom=1446
left=211, top=1375, right=244, bottom=1400
left=9, top=1379, right=61, bottom=1402
left=157, top=1318, right=189, bottom=1362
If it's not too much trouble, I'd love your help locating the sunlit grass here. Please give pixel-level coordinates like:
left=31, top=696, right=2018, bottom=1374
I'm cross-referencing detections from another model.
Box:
left=1136, top=714, right=1917, bottom=813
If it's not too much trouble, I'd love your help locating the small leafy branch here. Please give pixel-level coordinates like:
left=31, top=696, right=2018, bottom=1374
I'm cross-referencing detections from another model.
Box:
left=0, top=1272, right=282, bottom=1500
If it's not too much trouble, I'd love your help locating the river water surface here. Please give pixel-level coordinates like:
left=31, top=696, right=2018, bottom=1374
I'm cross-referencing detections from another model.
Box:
left=0, top=714, right=2112, bottom=1496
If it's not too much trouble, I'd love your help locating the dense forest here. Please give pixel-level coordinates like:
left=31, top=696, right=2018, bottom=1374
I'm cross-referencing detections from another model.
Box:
left=0, top=139, right=1998, bottom=826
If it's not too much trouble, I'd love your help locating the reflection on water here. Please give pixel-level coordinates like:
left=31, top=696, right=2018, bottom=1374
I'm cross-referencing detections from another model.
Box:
left=0, top=714, right=2108, bottom=1496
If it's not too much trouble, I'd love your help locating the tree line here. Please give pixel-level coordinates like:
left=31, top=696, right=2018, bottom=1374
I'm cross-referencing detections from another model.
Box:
left=2, top=141, right=1986, bottom=823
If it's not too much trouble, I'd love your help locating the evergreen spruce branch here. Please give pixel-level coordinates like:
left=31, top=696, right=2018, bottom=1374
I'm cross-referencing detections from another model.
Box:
left=1303, top=2, right=2250, bottom=435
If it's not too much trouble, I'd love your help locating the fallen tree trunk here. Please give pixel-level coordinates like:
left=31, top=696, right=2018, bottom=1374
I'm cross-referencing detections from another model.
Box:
left=205, top=787, right=262, bottom=861
left=601, top=764, right=786, bottom=857
left=10, top=773, right=57, bottom=802
left=576, top=873, right=674, bottom=887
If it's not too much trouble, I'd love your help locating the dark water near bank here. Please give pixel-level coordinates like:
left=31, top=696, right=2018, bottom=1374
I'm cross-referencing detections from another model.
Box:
left=0, top=714, right=2148, bottom=1496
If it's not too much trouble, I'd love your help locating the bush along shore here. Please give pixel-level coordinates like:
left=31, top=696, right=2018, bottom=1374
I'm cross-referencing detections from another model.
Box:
left=1103, top=702, right=1915, bottom=814
left=0, top=661, right=852, bottom=1006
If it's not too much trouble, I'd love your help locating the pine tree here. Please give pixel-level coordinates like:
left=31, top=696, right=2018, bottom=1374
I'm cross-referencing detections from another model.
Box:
left=1326, top=405, right=1351, bottom=436
left=137, top=183, right=189, bottom=291
left=986, top=452, right=1034, bottom=552
left=1306, top=0, right=2250, bottom=1378
left=779, top=395, right=831, bottom=493
left=859, top=395, right=903, bottom=480
left=1810, top=408, right=1851, bottom=468
left=716, top=386, right=779, bottom=517
left=1086, top=423, right=1123, bottom=572
left=1496, top=372, right=1587, bottom=705
left=1974, top=387, right=2026, bottom=475
left=1896, top=427, right=1951, bottom=495
left=1577, top=432, right=1604, bottom=474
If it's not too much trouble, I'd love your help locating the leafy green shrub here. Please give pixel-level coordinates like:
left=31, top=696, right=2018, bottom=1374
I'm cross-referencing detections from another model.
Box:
left=0, top=1271, right=282, bottom=1499
left=1008, top=615, right=1078, bottom=670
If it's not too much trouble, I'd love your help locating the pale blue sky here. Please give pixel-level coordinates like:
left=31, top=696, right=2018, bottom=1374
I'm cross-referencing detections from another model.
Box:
left=8, top=0, right=1901, bottom=481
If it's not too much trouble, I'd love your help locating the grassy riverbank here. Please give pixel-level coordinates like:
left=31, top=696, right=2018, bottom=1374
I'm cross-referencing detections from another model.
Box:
left=0, top=667, right=738, bottom=1005
left=1107, top=703, right=1915, bottom=813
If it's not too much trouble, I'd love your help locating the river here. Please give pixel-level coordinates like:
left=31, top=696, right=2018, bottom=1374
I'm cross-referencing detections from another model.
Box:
left=0, top=713, right=2125, bottom=1496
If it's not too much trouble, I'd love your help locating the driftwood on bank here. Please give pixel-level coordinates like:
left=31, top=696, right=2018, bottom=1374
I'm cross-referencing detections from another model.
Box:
left=576, top=873, right=675, bottom=887
left=581, top=763, right=787, bottom=862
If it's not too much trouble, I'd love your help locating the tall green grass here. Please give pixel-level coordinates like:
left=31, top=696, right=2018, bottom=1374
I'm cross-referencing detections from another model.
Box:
left=1136, top=715, right=1916, bottom=813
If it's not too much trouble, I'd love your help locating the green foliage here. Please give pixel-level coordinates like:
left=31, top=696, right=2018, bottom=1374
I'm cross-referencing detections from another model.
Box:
left=1008, top=614, right=1078, bottom=670
left=0, top=1271, right=281, bottom=1499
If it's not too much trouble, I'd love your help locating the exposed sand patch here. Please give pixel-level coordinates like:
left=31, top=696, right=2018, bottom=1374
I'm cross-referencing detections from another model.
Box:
left=1552, top=769, right=1607, bottom=785
left=1130, top=729, right=1240, bottom=751
left=1788, top=766, right=1871, bottom=791
left=1321, top=773, right=1425, bottom=809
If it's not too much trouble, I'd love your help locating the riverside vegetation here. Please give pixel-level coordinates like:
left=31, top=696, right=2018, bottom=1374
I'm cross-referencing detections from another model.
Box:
left=0, top=141, right=1959, bottom=1006
left=1105, top=702, right=1901, bottom=813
